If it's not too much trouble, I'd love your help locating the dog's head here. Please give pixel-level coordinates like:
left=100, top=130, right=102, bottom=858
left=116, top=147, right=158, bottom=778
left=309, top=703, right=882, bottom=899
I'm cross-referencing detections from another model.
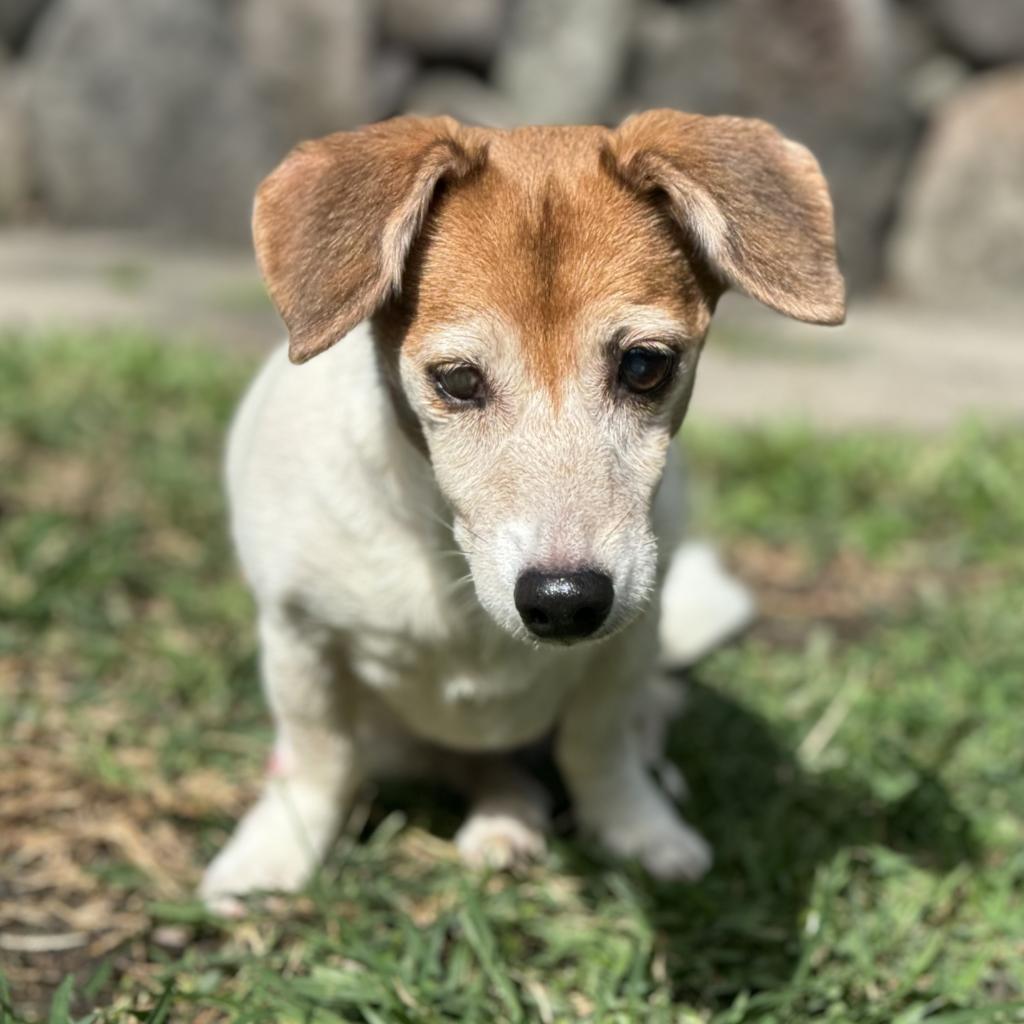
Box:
left=253, top=111, right=844, bottom=644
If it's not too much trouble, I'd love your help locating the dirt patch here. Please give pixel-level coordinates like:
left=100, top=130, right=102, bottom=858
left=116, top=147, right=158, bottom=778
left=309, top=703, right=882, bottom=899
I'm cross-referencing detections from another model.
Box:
left=0, top=666, right=254, bottom=1015
left=728, top=539, right=1000, bottom=645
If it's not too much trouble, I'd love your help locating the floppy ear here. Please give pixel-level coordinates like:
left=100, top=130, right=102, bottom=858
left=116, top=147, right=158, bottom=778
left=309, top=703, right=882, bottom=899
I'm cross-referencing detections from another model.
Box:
left=253, top=116, right=488, bottom=363
left=609, top=109, right=845, bottom=325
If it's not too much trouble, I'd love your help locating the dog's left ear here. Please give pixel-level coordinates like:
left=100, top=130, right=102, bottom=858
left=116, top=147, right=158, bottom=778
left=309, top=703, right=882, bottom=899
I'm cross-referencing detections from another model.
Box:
left=609, top=109, right=845, bottom=325
left=254, top=116, right=487, bottom=363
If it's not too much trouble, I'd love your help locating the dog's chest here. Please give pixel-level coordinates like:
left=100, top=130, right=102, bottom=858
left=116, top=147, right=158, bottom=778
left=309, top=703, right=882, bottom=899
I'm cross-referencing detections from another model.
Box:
left=348, top=628, right=586, bottom=751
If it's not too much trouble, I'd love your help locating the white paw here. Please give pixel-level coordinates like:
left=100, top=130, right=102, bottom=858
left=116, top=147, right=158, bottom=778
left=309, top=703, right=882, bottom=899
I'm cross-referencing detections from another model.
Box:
left=455, top=811, right=547, bottom=870
left=199, top=785, right=339, bottom=913
left=636, top=818, right=713, bottom=881
left=651, top=757, right=690, bottom=803
left=600, top=813, right=713, bottom=882
left=200, top=829, right=317, bottom=914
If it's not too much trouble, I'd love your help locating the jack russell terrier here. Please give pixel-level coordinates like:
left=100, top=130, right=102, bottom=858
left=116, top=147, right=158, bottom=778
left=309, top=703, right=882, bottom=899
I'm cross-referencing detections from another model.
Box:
left=200, top=109, right=844, bottom=910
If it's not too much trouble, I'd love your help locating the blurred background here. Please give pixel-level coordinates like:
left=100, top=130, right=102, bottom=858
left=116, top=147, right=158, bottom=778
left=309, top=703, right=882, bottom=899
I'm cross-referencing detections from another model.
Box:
left=0, top=0, right=1022, bottom=426
left=2, top=2, right=1024, bottom=1020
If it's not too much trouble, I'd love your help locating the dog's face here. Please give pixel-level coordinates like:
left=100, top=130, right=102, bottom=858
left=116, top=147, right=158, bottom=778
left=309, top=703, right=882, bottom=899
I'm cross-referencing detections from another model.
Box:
left=253, top=112, right=844, bottom=644
left=387, top=137, right=713, bottom=642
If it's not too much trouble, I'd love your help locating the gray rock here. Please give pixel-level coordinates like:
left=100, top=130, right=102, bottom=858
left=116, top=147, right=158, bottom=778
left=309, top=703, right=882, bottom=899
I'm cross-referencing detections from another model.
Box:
left=924, top=0, right=1024, bottom=65
left=25, top=0, right=276, bottom=240
left=381, top=0, right=506, bottom=65
left=374, top=45, right=419, bottom=117
left=407, top=0, right=636, bottom=126
left=622, top=0, right=737, bottom=118
left=494, top=0, right=637, bottom=123
left=0, top=0, right=52, bottom=51
left=406, top=68, right=519, bottom=125
left=0, top=58, right=32, bottom=219
left=892, top=2, right=973, bottom=117
left=240, top=0, right=377, bottom=146
left=625, top=0, right=920, bottom=293
left=890, top=68, right=1024, bottom=307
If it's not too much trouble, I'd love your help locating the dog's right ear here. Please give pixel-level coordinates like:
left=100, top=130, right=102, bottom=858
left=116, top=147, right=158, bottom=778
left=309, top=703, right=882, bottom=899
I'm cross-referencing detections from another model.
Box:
left=253, top=116, right=487, bottom=364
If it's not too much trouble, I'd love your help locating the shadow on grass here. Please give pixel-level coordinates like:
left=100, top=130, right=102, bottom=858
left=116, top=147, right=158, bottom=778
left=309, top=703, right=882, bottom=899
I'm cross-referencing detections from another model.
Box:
left=585, top=673, right=978, bottom=1007
left=369, top=670, right=977, bottom=1013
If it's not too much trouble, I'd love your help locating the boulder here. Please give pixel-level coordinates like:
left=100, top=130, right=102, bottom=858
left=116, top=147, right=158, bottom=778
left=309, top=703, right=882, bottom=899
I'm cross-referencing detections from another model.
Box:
left=923, top=0, right=1024, bottom=66
left=407, top=0, right=636, bottom=126
left=623, top=0, right=737, bottom=119
left=405, top=69, right=519, bottom=125
left=373, top=46, right=419, bottom=118
left=0, top=56, right=32, bottom=219
left=492, top=0, right=637, bottom=123
left=890, top=68, right=1024, bottom=307
left=239, top=0, right=377, bottom=147
left=25, top=0, right=276, bottom=240
left=380, top=0, right=506, bottom=66
left=0, top=0, right=52, bottom=52
left=624, top=0, right=920, bottom=293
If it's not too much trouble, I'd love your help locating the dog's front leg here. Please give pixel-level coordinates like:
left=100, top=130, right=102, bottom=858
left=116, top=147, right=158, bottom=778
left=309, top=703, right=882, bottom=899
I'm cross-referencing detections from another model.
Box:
left=200, top=612, right=361, bottom=912
left=556, top=663, right=712, bottom=882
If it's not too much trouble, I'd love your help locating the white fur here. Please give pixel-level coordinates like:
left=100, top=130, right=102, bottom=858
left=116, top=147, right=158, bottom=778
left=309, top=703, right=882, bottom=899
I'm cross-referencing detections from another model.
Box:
left=200, top=324, right=752, bottom=906
left=454, top=761, right=550, bottom=870
left=659, top=541, right=757, bottom=667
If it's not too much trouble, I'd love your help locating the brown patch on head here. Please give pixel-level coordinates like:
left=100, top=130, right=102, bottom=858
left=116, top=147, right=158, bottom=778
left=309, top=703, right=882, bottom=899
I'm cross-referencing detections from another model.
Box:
left=254, top=111, right=843, bottom=384
left=520, top=180, right=570, bottom=334
left=394, top=125, right=718, bottom=401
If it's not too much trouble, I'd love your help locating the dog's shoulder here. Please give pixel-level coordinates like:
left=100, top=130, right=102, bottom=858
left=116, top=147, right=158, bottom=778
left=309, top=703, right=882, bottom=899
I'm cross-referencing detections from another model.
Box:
left=225, top=324, right=426, bottom=606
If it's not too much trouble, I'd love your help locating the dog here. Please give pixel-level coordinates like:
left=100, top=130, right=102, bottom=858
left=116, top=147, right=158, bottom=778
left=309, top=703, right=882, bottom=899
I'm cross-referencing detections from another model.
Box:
left=200, top=110, right=844, bottom=910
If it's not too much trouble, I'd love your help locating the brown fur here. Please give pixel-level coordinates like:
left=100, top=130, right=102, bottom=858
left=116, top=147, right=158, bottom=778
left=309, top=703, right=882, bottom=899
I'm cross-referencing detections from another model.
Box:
left=393, top=125, right=715, bottom=400
left=253, top=115, right=487, bottom=364
left=609, top=109, right=846, bottom=325
left=252, top=112, right=844, bottom=376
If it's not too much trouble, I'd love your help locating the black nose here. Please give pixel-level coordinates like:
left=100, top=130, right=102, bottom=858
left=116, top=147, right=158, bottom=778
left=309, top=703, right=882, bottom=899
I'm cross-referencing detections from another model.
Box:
left=514, top=569, right=614, bottom=641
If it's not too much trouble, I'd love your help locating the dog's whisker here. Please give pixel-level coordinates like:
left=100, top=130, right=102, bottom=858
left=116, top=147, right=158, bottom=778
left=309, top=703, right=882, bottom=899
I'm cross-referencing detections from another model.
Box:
left=408, top=503, right=488, bottom=553
left=454, top=518, right=487, bottom=547
left=406, top=502, right=458, bottom=537
left=599, top=503, right=640, bottom=547
left=443, top=572, right=475, bottom=593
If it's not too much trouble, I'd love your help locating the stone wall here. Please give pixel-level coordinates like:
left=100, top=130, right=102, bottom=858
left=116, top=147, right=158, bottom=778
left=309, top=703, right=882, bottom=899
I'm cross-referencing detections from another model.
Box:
left=1, top=0, right=1022, bottom=304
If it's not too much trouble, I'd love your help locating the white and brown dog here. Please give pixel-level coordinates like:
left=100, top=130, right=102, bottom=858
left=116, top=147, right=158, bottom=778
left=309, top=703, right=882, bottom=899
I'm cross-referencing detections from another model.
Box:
left=200, top=110, right=844, bottom=909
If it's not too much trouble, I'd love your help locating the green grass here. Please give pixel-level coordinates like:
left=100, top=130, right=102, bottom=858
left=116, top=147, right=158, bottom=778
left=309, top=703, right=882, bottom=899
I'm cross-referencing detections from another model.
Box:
left=1, top=331, right=1022, bottom=1023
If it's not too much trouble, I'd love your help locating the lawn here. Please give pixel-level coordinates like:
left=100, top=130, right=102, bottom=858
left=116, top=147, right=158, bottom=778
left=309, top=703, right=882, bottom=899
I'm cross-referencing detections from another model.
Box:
left=1, top=331, right=1022, bottom=1023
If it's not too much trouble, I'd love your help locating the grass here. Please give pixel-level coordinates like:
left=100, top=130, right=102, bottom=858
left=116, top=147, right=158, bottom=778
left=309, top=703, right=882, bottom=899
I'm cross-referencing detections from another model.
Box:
left=1, top=330, right=1022, bottom=1023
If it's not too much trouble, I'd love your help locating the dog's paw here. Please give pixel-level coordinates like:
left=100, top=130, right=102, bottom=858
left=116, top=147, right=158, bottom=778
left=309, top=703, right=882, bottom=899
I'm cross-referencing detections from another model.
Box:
left=455, top=810, right=547, bottom=871
left=200, top=834, right=316, bottom=915
left=198, top=790, right=332, bottom=914
left=636, top=819, right=713, bottom=881
left=599, top=814, right=713, bottom=882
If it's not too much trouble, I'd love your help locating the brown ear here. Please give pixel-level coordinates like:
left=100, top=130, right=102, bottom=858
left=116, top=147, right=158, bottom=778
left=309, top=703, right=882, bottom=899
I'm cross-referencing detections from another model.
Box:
left=253, top=116, right=487, bottom=363
left=609, top=109, right=845, bottom=325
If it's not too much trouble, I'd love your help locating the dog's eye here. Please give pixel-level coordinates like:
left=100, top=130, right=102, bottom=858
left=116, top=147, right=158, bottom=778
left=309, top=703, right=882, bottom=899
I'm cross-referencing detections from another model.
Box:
left=619, top=347, right=676, bottom=395
left=433, top=364, right=486, bottom=406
